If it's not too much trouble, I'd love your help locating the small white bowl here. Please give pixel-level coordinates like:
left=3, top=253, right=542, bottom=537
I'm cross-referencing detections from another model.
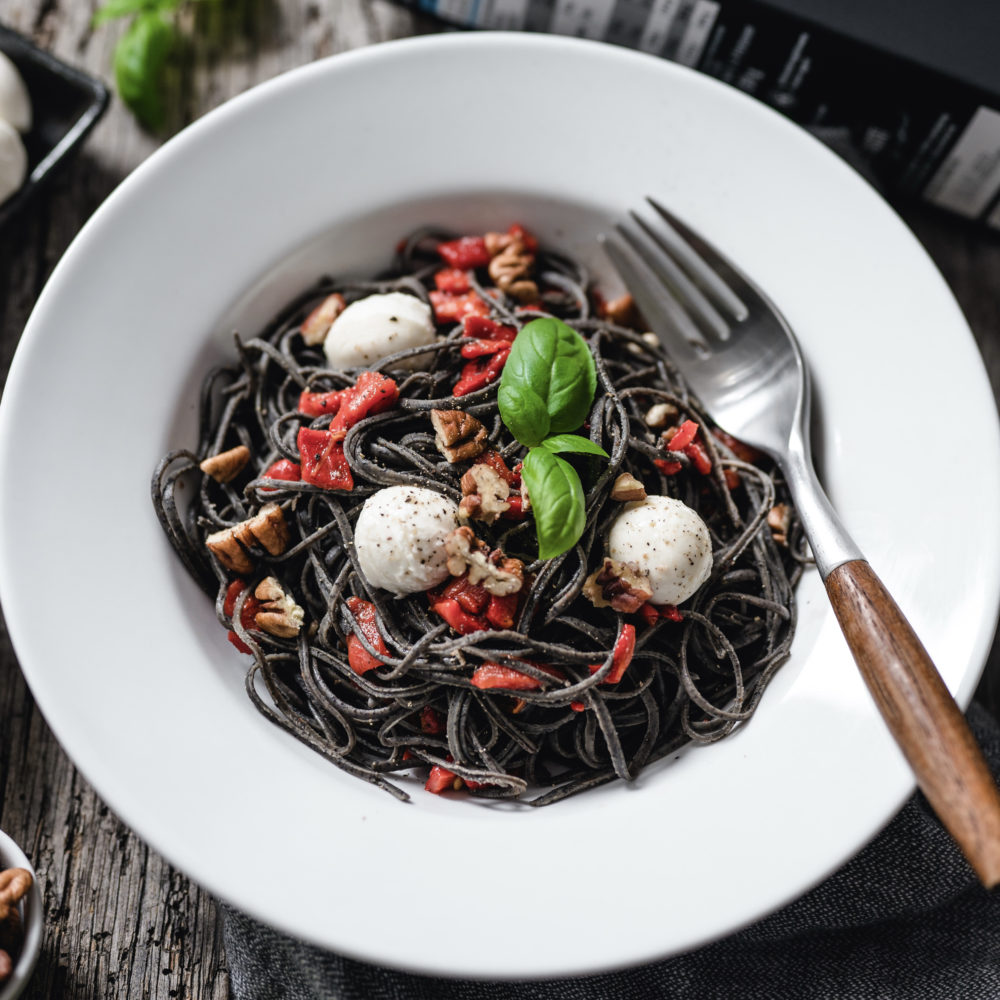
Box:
left=0, top=831, right=41, bottom=1000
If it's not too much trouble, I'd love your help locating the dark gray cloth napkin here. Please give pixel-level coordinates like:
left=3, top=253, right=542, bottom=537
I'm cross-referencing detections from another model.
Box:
left=222, top=702, right=1000, bottom=1000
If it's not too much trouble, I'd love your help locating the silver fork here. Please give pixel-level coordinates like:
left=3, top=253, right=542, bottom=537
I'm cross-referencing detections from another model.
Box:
left=602, top=198, right=1000, bottom=887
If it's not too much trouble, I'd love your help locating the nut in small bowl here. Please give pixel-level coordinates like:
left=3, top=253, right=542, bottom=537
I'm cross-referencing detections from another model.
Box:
left=0, top=831, right=41, bottom=1000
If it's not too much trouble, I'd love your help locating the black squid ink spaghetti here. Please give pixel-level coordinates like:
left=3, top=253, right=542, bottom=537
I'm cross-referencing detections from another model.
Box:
left=152, top=223, right=805, bottom=804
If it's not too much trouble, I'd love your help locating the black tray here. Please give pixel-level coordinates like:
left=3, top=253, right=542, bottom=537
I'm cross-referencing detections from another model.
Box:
left=0, top=24, right=109, bottom=229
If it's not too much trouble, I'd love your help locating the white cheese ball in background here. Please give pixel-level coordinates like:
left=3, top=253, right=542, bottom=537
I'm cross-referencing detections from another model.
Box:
left=608, top=495, right=713, bottom=606
left=0, top=51, right=32, bottom=133
left=0, top=120, right=27, bottom=208
left=354, top=486, right=458, bottom=596
left=324, top=291, right=436, bottom=371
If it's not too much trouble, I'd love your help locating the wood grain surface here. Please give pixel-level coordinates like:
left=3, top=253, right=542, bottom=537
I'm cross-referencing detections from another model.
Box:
left=1, top=2, right=1000, bottom=998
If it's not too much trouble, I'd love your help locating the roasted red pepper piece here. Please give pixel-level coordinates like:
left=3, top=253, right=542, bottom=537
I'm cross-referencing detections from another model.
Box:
left=589, top=624, right=636, bottom=685
left=638, top=602, right=682, bottom=627
left=420, top=706, right=445, bottom=735
left=260, top=458, right=301, bottom=492
left=298, top=388, right=348, bottom=417
left=429, top=289, right=491, bottom=324
left=437, top=235, right=491, bottom=270
left=439, top=574, right=490, bottom=615
left=462, top=315, right=518, bottom=342
left=425, top=764, right=462, bottom=793
left=666, top=419, right=699, bottom=452
left=223, top=580, right=262, bottom=654
left=485, top=593, right=518, bottom=629
left=654, top=458, right=683, bottom=476
left=685, top=438, right=713, bottom=475
left=460, top=338, right=511, bottom=359
left=298, top=427, right=353, bottom=490
left=298, top=373, right=399, bottom=491
left=471, top=662, right=544, bottom=691
left=434, top=267, right=471, bottom=294
left=345, top=596, right=390, bottom=675
left=431, top=598, right=488, bottom=635
left=452, top=347, right=511, bottom=396
left=328, top=371, right=399, bottom=437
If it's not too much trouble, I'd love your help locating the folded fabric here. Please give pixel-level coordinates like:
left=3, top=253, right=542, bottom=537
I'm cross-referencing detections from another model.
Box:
left=222, top=702, right=1000, bottom=1000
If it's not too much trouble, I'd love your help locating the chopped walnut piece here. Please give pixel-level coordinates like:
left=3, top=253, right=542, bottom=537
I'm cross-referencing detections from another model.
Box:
left=459, top=464, right=511, bottom=524
left=300, top=292, right=346, bottom=346
left=484, top=231, right=515, bottom=256
left=444, top=527, right=524, bottom=596
left=205, top=502, right=290, bottom=573
left=254, top=577, right=305, bottom=638
left=610, top=472, right=647, bottom=503
left=583, top=558, right=653, bottom=614
left=0, top=868, right=32, bottom=925
left=644, top=402, right=678, bottom=428
left=430, top=409, right=488, bottom=463
left=199, top=444, right=251, bottom=484
left=767, top=503, right=792, bottom=546
left=488, top=239, right=537, bottom=302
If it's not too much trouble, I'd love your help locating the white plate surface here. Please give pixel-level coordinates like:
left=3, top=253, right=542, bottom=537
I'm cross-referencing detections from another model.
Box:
left=1, top=34, right=998, bottom=979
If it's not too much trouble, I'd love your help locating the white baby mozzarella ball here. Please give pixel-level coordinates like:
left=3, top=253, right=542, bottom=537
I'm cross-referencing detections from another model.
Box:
left=0, top=51, right=32, bottom=133
left=608, top=495, right=713, bottom=606
left=324, top=291, right=436, bottom=371
left=354, top=486, right=458, bottom=596
left=0, top=120, right=27, bottom=207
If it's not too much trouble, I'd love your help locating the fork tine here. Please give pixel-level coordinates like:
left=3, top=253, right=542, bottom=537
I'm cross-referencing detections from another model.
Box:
left=625, top=211, right=731, bottom=342
left=646, top=197, right=751, bottom=322
left=598, top=232, right=704, bottom=361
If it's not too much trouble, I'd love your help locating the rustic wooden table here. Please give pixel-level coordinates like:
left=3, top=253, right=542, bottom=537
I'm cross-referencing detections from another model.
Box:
left=1, top=2, right=999, bottom=997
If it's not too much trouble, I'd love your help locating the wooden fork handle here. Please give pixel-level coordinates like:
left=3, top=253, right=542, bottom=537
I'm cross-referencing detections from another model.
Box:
left=826, top=559, right=1000, bottom=887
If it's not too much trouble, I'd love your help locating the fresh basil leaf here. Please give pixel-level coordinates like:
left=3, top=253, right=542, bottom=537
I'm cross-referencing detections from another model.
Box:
left=521, top=447, right=586, bottom=560
left=93, top=0, right=161, bottom=26
left=113, top=10, right=176, bottom=131
left=539, top=433, right=609, bottom=458
left=501, top=317, right=597, bottom=439
left=497, top=382, right=550, bottom=447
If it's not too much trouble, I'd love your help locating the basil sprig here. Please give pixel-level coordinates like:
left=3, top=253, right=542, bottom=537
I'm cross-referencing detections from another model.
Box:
left=94, top=0, right=222, bottom=132
left=498, top=318, right=607, bottom=559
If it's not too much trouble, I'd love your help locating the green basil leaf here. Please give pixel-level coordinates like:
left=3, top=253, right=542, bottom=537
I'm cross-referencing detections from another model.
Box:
left=113, top=10, right=176, bottom=131
left=93, top=0, right=161, bottom=26
left=539, top=433, right=609, bottom=458
left=497, top=381, right=550, bottom=448
left=501, top=317, right=597, bottom=440
left=521, top=447, right=586, bottom=560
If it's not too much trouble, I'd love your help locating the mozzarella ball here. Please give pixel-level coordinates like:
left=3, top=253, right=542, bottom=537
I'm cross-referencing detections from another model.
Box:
left=608, top=495, right=713, bottom=606
left=0, top=120, right=27, bottom=208
left=0, top=52, right=31, bottom=133
left=354, top=486, right=458, bottom=595
left=324, top=292, right=436, bottom=371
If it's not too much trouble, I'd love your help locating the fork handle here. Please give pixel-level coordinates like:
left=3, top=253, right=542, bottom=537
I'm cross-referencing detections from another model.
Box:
left=826, top=559, right=1000, bottom=887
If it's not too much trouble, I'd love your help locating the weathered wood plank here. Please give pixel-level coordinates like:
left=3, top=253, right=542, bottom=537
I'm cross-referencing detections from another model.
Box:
left=1, top=3, right=999, bottom=999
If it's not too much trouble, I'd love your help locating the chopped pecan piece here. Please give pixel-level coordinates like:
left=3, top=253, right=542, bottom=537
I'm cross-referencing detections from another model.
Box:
left=444, top=527, right=524, bottom=596
left=430, top=409, right=488, bottom=463
left=583, top=558, right=653, bottom=614
left=459, top=464, right=511, bottom=524
left=199, top=444, right=250, bottom=484
left=253, top=577, right=305, bottom=638
left=644, top=402, right=678, bottom=428
left=600, top=293, right=638, bottom=328
left=610, top=472, right=646, bottom=503
left=205, top=503, right=289, bottom=573
left=300, top=292, right=346, bottom=346
left=0, top=869, right=31, bottom=925
left=487, top=239, right=537, bottom=302
left=767, top=503, right=792, bottom=546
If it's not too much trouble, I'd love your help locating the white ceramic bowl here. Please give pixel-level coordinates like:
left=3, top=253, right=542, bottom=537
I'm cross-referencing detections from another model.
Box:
left=0, top=831, right=41, bottom=1000
left=0, top=33, right=998, bottom=978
